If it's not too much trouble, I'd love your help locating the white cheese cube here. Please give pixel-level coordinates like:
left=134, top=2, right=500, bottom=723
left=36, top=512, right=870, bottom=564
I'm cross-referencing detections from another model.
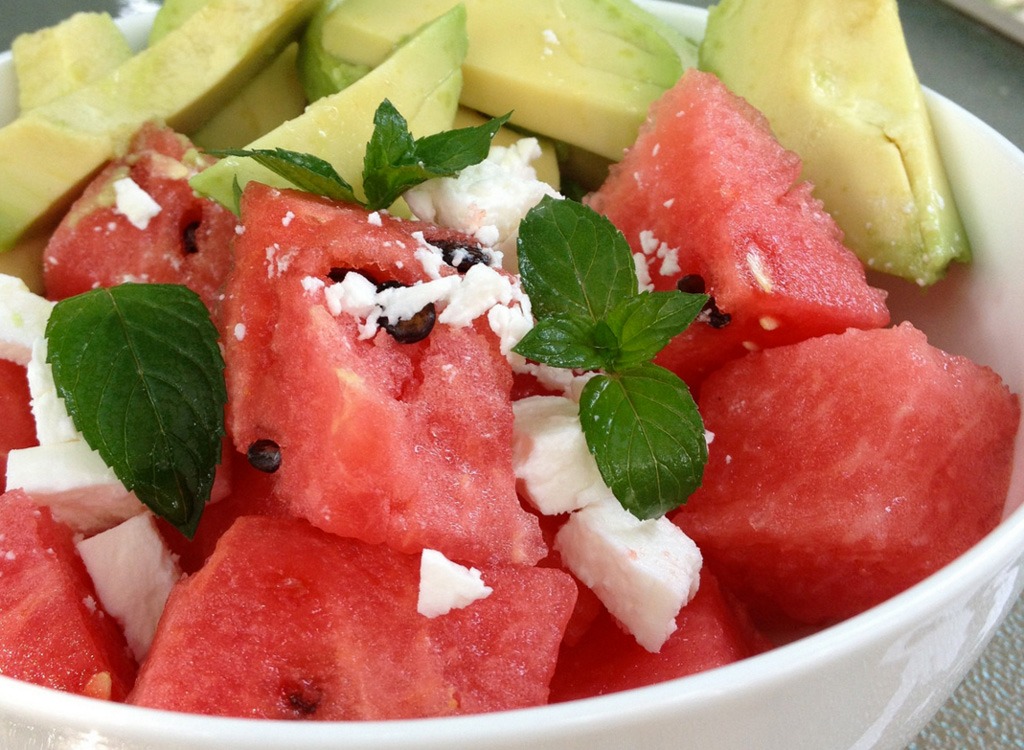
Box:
left=512, top=395, right=609, bottom=515
left=5, top=441, right=146, bottom=535
left=26, top=336, right=81, bottom=445
left=112, top=176, right=162, bottom=230
left=0, top=274, right=54, bottom=365
left=76, top=512, right=181, bottom=661
left=555, top=493, right=702, bottom=653
left=417, top=548, right=493, bottom=618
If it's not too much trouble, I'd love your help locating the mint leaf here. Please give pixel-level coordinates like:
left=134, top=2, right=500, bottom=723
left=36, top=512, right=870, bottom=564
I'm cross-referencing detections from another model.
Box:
left=215, top=100, right=510, bottom=213
left=362, top=99, right=511, bottom=211
left=604, top=291, right=707, bottom=370
left=361, top=99, right=426, bottom=210
left=514, top=197, right=708, bottom=518
left=579, top=364, right=706, bottom=520
left=512, top=315, right=610, bottom=371
left=45, top=285, right=227, bottom=537
left=209, top=147, right=357, bottom=204
left=414, top=109, right=511, bottom=172
left=516, top=196, right=637, bottom=322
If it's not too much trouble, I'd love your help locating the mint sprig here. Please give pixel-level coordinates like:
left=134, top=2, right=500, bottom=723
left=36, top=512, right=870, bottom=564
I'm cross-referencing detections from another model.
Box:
left=212, top=99, right=510, bottom=212
left=45, top=284, right=227, bottom=537
left=513, top=196, right=708, bottom=519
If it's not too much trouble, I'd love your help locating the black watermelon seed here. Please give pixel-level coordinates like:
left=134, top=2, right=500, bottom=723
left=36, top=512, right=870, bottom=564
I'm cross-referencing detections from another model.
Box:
left=431, top=238, right=491, bottom=273
left=706, top=297, right=732, bottom=329
left=328, top=267, right=381, bottom=287
left=182, top=221, right=201, bottom=255
left=379, top=302, right=436, bottom=344
left=676, top=274, right=706, bottom=295
left=247, top=439, right=282, bottom=474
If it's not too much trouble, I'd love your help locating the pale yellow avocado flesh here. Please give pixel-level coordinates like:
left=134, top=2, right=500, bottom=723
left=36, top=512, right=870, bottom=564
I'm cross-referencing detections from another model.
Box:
left=149, top=0, right=308, bottom=150
left=700, top=0, right=970, bottom=285
left=12, top=12, right=133, bottom=112
left=189, top=6, right=469, bottom=210
left=147, top=0, right=210, bottom=45
left=314, top=0, right=695, bottom=162
left=0, top=0, right=319, bottom=253
left=191, top=44, right=308, bottom=151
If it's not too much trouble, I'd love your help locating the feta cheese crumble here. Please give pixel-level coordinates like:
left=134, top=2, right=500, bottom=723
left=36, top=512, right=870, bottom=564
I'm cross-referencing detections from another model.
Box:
left=26, top=336, right=80, bottom=445
left=5, top=441, right=146, bottom=535
left=0, top=274, right=55, bottom=365
left=417, top=548, right=493, bottom=618
left=512, top=395, right=611, bottom=515
left=76, top=512, right=181, bottom=661
left=513, top=395, right=704, bottom=652
left=112, top=177, right=162, bottom=230
left=404, top=138, right=562, bottom=271
left=555, top=493, right=702, bottom=653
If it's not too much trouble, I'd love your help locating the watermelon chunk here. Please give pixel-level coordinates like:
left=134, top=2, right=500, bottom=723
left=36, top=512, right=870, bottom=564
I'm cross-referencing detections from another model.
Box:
left=673, top=323, right=1020, bottom=627
left=587, top=69, right=889, bottom=389
left=0, top=360, right=36, bottom=493
left=548, top=568, right=769, bottom=701
left=156, top=447, right=288, bottom=575
left=0, top=489, right=136, bottom=700
left=130, top=515, right=577, bottom=719
left=43, top=122, right=238, bottom=317
left=221, top=183, right=545, bottom=566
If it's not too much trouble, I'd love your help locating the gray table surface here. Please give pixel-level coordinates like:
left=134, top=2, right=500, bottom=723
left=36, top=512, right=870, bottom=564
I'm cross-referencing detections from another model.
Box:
left=1, top=1, right=1022, bottom=748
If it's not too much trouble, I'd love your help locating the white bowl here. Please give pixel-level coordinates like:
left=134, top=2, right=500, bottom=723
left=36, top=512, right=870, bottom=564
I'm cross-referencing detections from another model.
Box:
left=1, top=3, right=1022, bottom=749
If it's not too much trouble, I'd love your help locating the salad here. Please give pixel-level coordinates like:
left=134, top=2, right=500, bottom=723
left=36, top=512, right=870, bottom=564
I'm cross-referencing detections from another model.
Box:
left=0, top=0, right=1020, bottom=727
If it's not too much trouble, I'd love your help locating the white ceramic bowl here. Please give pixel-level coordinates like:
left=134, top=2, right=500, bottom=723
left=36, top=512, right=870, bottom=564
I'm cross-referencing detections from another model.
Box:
left=1, top=3, right=1022, bottom=749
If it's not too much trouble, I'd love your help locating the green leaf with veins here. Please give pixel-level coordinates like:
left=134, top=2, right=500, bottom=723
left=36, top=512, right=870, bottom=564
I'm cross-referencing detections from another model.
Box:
left=516, top=195, right=637, bottom=322
left=214, top=99, right=510, bottom=212
left=45, top=284, right=227, bottom=538
left=579, top=365, right=707, bottom=520
left=362, top=99, right=510, bottom=210
left=604, top=290, right=707, bottom=370
left=209, top=147, right=357, bottom=204
left=512, top=314, right=611, bottom=371
left=513, top=197, right=708, bottom=518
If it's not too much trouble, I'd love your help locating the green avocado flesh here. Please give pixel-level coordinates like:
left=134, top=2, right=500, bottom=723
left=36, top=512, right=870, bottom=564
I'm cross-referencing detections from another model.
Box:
left=700, top=0, right=970, bottom=286
left=0, top=0, right=319, bottom=253
left=300, top=0, right=696, bottom=162
left=12, top=12, right=133, bottom=113
left=189, top=6, right=469, bottom=210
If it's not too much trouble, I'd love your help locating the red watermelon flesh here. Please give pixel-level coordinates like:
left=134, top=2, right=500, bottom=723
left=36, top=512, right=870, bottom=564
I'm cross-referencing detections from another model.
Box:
left=221, top=183, right=545, bottom=567
left=0, top=489, right=136, bottom=700
left=673, top=322, right=1020, bottom=627
left=43, top=121, right=238, bottom=318
left=129, top=515, right=577, bottom=719
left=156, top=447, right=287, bottom=575
left=0, top=360, right=36, bottom=493
left=548, top=568, right=770, bottom=701
left=586, top=69, right=889, bottom=390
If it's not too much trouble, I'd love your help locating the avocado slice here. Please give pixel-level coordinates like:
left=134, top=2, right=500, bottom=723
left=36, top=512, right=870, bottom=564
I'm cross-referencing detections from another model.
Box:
left=191, top=44, right=308, bottom=151
left=700, top=0, right=970, bottom=285
left=190, top=6, right=469, bottom=210
left=12, top=12, right=133, bottom=113
left=147, top=0, right=309, bottom=151
left=0, top=0, right=319, bottom=253
left=303, top=0, right=696, bottom=162
left=147, top=0, right=209, bottom=46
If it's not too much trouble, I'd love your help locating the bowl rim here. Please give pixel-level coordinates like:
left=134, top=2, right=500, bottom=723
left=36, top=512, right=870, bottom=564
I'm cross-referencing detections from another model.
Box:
left=1, top=1, right=1023, bottom=747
